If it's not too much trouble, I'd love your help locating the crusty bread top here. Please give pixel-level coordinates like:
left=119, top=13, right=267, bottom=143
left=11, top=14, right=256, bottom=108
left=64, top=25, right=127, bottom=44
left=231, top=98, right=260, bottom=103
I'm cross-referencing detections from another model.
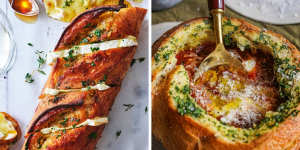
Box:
left=0, top=112, right=21, bottom=146
left=152, top=17, right=300, bottom=143
left=23, top=6, right=146, bottom=150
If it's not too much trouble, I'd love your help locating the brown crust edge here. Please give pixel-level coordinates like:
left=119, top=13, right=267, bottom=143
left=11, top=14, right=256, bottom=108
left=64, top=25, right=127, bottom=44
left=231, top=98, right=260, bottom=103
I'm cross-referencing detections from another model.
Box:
left=0, top=112, right=21, bottom=146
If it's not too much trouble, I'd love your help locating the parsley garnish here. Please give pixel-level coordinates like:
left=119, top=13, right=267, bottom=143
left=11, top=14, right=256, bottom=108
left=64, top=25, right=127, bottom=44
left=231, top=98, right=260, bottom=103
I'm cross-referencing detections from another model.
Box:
left=99, top=75, right=107, bottom=83
left=25, top=73, right=34, bottom=83
left=130, top=59, right=136, bottom=67
left=27, top=43, right=33, bottom=46
left=80, top=38, right=89, bottom=44
left=131, top=57, right=145, bottom=67
left=63, top=0, right=74, bottom=8
left=145, top=106, right=148, bottom=113
left=116, top=130, right=122, bottom=138
left=90, top=47, right=99, bottom=52
left=60, top=118, right=69, bottom=126
left=81, top=81, right=88, bottom=87
left=123, top=104, right=134, bottom=111
left=94, top=29, right=103, bottom=38
left=63, top=49, right=76, bottom=62
left=37, top=69, right=46, bottom=75
left=91, top=61, right=96, bottom=66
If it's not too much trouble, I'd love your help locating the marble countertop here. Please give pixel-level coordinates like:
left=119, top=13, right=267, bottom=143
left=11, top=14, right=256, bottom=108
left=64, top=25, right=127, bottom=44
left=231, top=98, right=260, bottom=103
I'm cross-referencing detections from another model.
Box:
left=0, top=0, right=149, bottom=149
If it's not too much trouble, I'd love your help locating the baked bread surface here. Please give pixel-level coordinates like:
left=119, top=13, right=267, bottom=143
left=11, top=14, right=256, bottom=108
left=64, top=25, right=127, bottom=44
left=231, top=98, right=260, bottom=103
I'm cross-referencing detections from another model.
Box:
left=152, top=17, right=300, bottom=150
left=0, top=112, right=21, bottom=150
left=23, top=6, right=146, bottom=150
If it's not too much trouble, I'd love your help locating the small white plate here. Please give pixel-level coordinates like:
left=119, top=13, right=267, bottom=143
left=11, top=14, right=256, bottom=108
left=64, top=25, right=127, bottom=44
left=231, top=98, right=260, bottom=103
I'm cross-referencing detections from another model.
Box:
left=225, top=0, right=300, bottom=25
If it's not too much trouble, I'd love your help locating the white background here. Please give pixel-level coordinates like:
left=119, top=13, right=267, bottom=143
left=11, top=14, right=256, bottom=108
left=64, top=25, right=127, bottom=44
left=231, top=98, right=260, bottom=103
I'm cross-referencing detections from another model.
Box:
left=0, top=0, right=149, bottom=149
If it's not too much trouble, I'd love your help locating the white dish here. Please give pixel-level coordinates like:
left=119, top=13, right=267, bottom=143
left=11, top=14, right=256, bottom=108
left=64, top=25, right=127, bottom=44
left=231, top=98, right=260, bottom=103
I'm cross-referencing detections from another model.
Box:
left=225, top=0, right=300, bottom=25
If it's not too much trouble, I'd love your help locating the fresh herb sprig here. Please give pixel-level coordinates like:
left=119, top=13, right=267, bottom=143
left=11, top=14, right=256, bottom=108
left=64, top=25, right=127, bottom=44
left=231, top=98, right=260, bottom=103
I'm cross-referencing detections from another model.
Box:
left=25, top=48, right=47, bottom=83
left=123, top=104, right=134, bottom=111
left=131, top=57, right=145, bottom=67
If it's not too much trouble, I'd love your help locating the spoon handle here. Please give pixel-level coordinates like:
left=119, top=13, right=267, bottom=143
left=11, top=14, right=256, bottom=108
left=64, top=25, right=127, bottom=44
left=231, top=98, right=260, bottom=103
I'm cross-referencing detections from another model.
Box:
left=208, top=0, right=224, bottom=10
left=0, top=72, right=8, bottom=112
left=208, top=0, right=224, bottom=45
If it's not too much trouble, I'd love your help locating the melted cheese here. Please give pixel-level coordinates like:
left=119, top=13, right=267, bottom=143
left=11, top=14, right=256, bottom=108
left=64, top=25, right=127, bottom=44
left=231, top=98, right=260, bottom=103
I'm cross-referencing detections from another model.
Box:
left=44, top=0, right=130, bottom=22
left=46, top=36, right=137, bottom=64
left=0, top=113, right=17, bottom=140
left=44, top=82, right=110, bottom=96
left=242, top=59, right=256, bottom=72
left=41, top=117, right=108, bottom=134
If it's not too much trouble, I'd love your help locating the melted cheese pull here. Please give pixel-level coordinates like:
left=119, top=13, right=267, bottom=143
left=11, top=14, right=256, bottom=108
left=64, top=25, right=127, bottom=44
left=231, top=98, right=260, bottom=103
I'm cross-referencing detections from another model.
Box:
left=44, top=82, right=110, bottom=96
left=46, top=36, right=138, bottom=64
left=0, top=113, right=17, bottom=140
left=41, top=117, right=108, bottom=134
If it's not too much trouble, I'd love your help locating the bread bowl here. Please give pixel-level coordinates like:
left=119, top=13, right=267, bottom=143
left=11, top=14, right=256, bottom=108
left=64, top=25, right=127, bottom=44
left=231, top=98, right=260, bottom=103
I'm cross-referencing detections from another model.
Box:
left=23, top=6, right=146, bottom=150
left=0, top=112, right=21, bottom=150
left=152, top=17, right=300, bottom=150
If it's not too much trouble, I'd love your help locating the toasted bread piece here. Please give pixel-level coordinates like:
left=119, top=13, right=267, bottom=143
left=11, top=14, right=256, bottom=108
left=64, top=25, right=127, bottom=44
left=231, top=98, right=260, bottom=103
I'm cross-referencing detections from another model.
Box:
left=152, top=17, right=300, bottom=150
left=0, top=112, right=21, bottom=149
left=23, top=6, right=146, bottom=150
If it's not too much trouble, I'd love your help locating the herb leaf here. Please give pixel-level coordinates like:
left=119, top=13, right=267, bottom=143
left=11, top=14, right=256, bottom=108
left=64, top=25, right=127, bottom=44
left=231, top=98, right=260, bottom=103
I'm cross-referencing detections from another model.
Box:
left=123, top=104, right=134, bottom=111
left=25, top=73, right=34, bottom=83
left=37, top=69, right=46, bottom=75
left=116, top=130, right=122, bottom=138
left=27, top=43, right=33, bottom=46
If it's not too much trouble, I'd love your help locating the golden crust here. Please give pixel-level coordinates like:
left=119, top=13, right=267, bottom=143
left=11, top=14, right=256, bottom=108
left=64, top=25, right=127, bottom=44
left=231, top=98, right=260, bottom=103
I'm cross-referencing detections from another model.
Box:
left=23, top=6, right=146, bottom=150
left=0, top=112, right=21, bottom=149
left=152, top=17, right=300, bottom=150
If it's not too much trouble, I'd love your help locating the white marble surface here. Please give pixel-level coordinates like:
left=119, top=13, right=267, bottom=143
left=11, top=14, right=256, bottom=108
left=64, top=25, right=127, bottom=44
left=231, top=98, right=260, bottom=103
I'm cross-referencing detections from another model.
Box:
left=225, top=0, right=300, bottom=24
left=0, top=0, right=149, bottom=149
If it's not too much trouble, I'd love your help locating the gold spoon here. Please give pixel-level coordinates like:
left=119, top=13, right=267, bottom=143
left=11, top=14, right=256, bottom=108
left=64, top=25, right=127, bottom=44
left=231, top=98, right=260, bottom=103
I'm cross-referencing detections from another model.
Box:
left=194, top=0, right=246, bottom=81
left=10, top=0, right=39, bottom=16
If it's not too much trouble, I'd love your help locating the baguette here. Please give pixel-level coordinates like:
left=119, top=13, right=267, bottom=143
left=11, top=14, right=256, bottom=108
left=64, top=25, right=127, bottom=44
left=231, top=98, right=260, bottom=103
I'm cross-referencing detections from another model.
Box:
left=23, top=6, right=146, bottom=150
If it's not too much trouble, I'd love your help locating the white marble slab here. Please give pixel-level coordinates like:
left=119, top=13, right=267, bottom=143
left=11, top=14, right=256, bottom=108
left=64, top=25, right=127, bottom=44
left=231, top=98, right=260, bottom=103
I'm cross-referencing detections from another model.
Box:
left=0, top=0, right=149, bottom=149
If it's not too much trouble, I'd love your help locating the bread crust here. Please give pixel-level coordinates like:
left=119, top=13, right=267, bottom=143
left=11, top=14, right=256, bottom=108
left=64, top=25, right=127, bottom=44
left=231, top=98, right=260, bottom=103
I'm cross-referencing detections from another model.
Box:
left=152, top=17, right=300, bottom=150
left=0, top=112, right=21, bottom=149
left=23, top=6, right=146, bottom=150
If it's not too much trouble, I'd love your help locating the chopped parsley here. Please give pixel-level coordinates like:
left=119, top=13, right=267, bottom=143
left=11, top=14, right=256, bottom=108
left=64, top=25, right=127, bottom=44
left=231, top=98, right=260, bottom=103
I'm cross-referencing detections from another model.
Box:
left=94, top=29, right=103, bottom=38
left=81, top=81, right=88, bottom=87
left=63, top=49, right=76, bottom=62
left=60, top=118, right=69, bottom=126
left=27, top=43, right=33, bottom=46
left=116, top=130, right=122, bottom=138
left=123, top=104, right=134, bottom=111
left=90, top=47, right=99, bottom=52
left=63, top=0, right=74, bottom=8
left=131, top=57, right=146, bottom=67
left=154, top=53, right=160, bottom=62
left=99, top=74, right=107, bottom=83
left=130, top=59, right=136, bottom=67
left=91, top=61, right=96, bottom=67
left=145, top=106, right=148, bottom=113
left=80, top=38, right=89, bottom=44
